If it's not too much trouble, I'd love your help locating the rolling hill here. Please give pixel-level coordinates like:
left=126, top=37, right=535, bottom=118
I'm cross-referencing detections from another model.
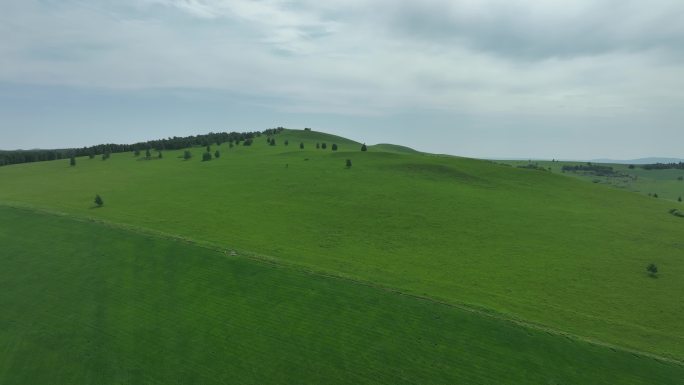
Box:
left=1, top=128, right=683, bottom=383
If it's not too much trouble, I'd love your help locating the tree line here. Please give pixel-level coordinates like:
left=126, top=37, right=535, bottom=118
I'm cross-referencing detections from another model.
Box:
left=0, top=128, right=284, bottom=167
left=641, top=162, right=684, bottom=170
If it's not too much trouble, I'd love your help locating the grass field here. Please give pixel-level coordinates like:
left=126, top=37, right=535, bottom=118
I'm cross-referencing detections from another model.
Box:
left=501, top=159, right=684, bottom=202
left=1, top=205, right=682, bottom=384
left=1, top=128, right=683, bottom=380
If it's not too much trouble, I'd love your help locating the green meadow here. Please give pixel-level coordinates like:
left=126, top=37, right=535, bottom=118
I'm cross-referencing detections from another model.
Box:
left=1, top=205, right=682, bottom=384
left=501, top=159, right=684, bottom=202
left=1, top=129, right=683, bottom=382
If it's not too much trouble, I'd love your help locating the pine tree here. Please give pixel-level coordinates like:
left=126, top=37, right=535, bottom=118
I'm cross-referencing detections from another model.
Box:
left=346, top=159, right=352, bottom=168
left=94, top=194, right=104, bottom=207
left=300, top=142, right=304, bottom=149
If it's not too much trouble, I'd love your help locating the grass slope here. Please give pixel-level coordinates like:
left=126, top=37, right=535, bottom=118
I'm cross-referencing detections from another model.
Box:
left=1, top=206, right=682, bottom=384
left=0, top=129, right=683, bottom=361
left=501, top=159, right=684, bottom=202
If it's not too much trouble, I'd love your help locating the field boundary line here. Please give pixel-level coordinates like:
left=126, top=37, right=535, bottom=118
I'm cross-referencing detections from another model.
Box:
left=2, top=201, right=683, bottom=367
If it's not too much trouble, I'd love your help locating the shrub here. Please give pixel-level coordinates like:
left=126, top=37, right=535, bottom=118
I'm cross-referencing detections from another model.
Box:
left=145, top=149, right=151, bottom=159
left=316, top=143, right=320, bottom=149
left=304, top=127, right=311, bottom=131
left=214, top=150, right=220, bottom=158
left=654, top=193, right=659, bottom=198
left=332, top=144, right=338, bottom=151
left=69, top=156, right=76, bottom=166
left=285, top=140, right=289, bottom=146
left=299, top=142, right=304, bottom=149
left=243, top=138, right=253, bottom=146
left=679, top=196, right=682, bottom=202
left=158, top=151, right=163, bottom=159
left=346, top=159, right=352, bottom=168
left=361, top=143, right=367, bottom=152
left=206, top=145, right=211, bottom=152
left=134, top=149, right=141, bottom=157
left=647, top=263, right=658, bottom=277
left=270, top=138, right=276, bottom=146
left=94, top=194, right=104, bottom=207
left=321, top=143, right=327, bottom=149
left=202, top=152, right=212, bottom=161
left=183, top=150, right=192, bottom=160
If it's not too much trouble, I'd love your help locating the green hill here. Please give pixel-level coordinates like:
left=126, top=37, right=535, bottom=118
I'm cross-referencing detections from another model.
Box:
left=1, top=128, right=683, bottom=382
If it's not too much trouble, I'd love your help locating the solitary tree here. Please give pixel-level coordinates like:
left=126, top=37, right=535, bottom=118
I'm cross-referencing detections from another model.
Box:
left=679, top=196, right=682, bottom=202
left=285, top=140, right=289, bottom=146
left=332, top=144, right=338, bottom=151
left=654, top=193, right=659, bottom=198
left=361, top=143, right=367, bottom=152
left=202, top=152, right=212, bottom=161
left=94, top=194, right=104, bottom=207
left=70, top=156, right=76, bottom=166
left=184, top=150, right=192, bottom=160
left=215, top=150, right=220, bottom=158
left=300, top=142, right=304, bottom=149
left=346, top=159, right=352, bottom=168
left=321, top=143, right=327, bottom=149
left=647, top=263, right=658, bottom=277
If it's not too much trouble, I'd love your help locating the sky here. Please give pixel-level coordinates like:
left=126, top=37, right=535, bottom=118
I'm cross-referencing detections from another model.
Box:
left=1, top=0, right=683, bottom=159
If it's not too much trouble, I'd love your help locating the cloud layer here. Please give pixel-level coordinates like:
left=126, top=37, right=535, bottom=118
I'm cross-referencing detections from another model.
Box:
left=1, top=0, right=683, bottom=157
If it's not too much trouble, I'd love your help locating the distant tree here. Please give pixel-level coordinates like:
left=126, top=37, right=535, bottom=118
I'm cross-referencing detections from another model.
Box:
left=361, top=143, right=367, bottom=152
left=88, top=151, right=95, bottom=159
left=346, top=159, right=352, bottom=168
left=270, top=138, right=276, bottom=146
left=285, top=140, right=289, bottom=146
left=678, top=176, right=683, bottom=181
left=628, top=164, right=635, bottom=169
left=229, top=142, right=234, bottom=148
left=679, top=196, right=682, bottom=202
left=184, top=150, right=192, bottom=160
left=134, top=149, right=141, bottom=157
left=202, top=152, right=212, bottom=161
left=102, top=153, right=107, bottom=161
left=206, top=145, right=211, bottom=152
left=647, top=263, right=658, bottom=277
left=94, top=194, right=104, bottom=207
left=321, top=143, right=327, bottom=150
left=145, top=148, right=151, bottom=159
left=243, top=138, right=253, bottom=146
left=300, top=142, right=304, bottom=149
left=304, top=127, right=312, bottom=131
left=316, top=143, right=320, bottom=149
left=654, top=193, right=659, bottom=198
left=214, top=150, right=220, bottom=158
left=332, top=144, right=338, bottom=151
left=70, top=156, right=76, bottom=167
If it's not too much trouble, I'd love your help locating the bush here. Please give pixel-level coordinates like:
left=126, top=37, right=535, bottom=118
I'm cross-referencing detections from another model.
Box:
left=214, top=150, right=220, bottom=158
left=321, top=143, right=327, bottom=150
left=243, top=138, right=253, bottom=146
left=346, top=159, right=352, bottom=168
left=361, top=143, right=367, bottom=152
left=158, top=151, right=163, bottom=159
left=69, top=156, right=76, bottom=166
left=183, top=150, right=192, bottom=160
left=316, top=143, right=320, bottom=149
left=332, top=144, right=338, bottom=151
left=94, top=194, right=104, bottom=207
left=134, top=149, right=141, bottom=157
left=647, top=263, right=658, bottom=277
left=146, top=149, right=151, bottom=158
left=300, top=142, right=304, bottom=149
left=202, top=152, right=212, bottom=161
left=679, top=196, right=682, bottom=202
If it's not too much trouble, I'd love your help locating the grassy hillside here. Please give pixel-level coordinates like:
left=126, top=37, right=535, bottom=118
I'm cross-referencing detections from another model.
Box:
left=1, top=205, right=682, bottom=384
left=501, top=159, right=684, bottom=201
left=1, top=129, right=683, bottom=362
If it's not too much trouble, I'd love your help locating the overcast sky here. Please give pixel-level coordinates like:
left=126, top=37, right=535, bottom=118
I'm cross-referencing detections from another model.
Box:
left=1, top=0, right=683, bottom=159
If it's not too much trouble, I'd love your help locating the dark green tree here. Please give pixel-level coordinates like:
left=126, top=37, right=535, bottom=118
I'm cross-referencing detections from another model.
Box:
left=321, top=143, right=327, bottom=149
left=158, top=151, right=163, bottom=159
left=300, top=142, right=304, bottom=149
left=145, top=148, right=151, bottom=159
left=647, top=263, right=658, bottom=277
left=332, top=144, right=338, bottom=151
left=214, top=150, right=220, bottom=158
left=94, top=194, right=104, bottom=207
left=654, top=193, right=659, bottom=198
left=69, top=156, right=76, bottom=166
left=229, top=142, right=234, bottom=148
left=346, top=159, right=352, bottom=168
left=679, top=196, right=682, bottom=202
left=361, top=143, right=367, bottom=152
left=206, top=145, right=211, bottom=152
left=184, top=150, right=192, bottom=160
left=285, top=140, right=289, bottom=146
left=270, top=138, right=276, bottom=146
left=134, top=149, right=141, bottom=157
left=202, top=152, right=212, bottom=161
